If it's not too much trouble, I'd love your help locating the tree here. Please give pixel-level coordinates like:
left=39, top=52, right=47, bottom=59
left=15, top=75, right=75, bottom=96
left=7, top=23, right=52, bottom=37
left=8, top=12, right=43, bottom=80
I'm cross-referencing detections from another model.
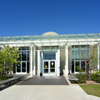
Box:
left=79, top=45, right=98, bottom=81
left=0, top=49, right=5, bottom=75
left=0, top=45, right=21, bottom=76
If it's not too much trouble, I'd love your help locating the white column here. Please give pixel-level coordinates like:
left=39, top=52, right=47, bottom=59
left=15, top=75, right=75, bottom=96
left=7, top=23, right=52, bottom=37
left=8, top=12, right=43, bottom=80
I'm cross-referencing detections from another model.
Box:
left=34, top=45, right=35, bottom=75
left=37, top=51, right=40, bottom=76
left=57, top=50, right=60, bottom=76
left=41, top=52, right=43, bottom=74
left=30, top=45, right=33, bottom=76
left=98, top=44, right=99, bottom=70
left=65, top=44, right=68, bottom=76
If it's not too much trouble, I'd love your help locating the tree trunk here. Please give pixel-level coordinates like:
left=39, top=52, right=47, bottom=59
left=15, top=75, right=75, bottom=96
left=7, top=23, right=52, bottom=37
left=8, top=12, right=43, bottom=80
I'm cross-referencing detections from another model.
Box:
left=88, top=70, right=92, bottom=81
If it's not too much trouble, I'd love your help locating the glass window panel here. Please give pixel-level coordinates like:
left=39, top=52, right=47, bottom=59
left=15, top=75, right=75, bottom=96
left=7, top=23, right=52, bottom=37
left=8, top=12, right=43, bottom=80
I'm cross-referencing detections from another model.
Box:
left=87, top=34, right=96, bottom=38
left=27, top=51, right=29, bottom=61
left=72, top=46, right=74, bottom=48
left=52, top=46, right=58, bottom=50
left=19, top=47, right=22, bottom=50
left=80, top=50, right=89, bottom=60
left=50, top=61, right=55, bottom=68
left=75, top=61, right=80, bottom=72
left=68, top=34, right=76, bottom=38
left=17, top=69, right=20, bottom=72
left=22, top=47, right=26, bottom=50
left=40, top=35, right=48, bottom=40
left=22, top=36, right=30, bottom=40
left=79, top=50, right=84, bottom=59
left=75, top=50, right=80, bottom=59
left=18, top=50, right=22, bottom=61
left=49, top=35, right=58, bottom=40
left=22, top=69, right=26, bottom=72
left=12, top=36, right=22, bottom=41
left=52, top=46, right=55, bottom=50
left=13, top=64, right=16, bottom=73
left=3, top=37, right=13, bottom=41
left=81, top=45, right=86, bottom=48
left=0, top=38, right=5, bottom=41
left=22, top=51, right=26, bottom=61
left=81, top=61, right=85, bottom=72
left=43, top=53, right=55, bottom=60
left=44, top=69, right=48, bottom=73
left=59, top=35, right=67, bottom=39
left=72, top=60, right=74, bottom=73
left=30, top=36, right=40, bottom=40
left=27, top=62, right=29, bottom=73
left=77, top=34, right=86, bottom=38
left=22, top=62, right=26, bottom=72
left=26, top=47, right=29, bottom=50
left=71, top=50, right=74, bottom=59
left=17, top=64, right=21, bottom=72
left=50, top=69, right=55, bottom=73
left=42, top=46, right=58, bottom=51
left=44, top=62, right=48, bottom=68
left=42, top=46, right=45, bottom=50
left=75, top=45, right=79, bottom=49
left=45, top=46, right=51, bottom=50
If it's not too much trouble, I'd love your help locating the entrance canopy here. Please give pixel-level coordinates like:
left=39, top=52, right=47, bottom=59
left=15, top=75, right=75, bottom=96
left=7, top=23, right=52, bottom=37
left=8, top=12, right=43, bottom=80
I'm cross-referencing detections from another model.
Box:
left=0, top=33, right=100, bottom=46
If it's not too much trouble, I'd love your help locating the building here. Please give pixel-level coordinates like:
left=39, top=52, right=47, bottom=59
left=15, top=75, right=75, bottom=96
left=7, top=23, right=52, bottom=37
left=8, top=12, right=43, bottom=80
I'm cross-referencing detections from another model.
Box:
left=0, top=32, right=100, bottom=76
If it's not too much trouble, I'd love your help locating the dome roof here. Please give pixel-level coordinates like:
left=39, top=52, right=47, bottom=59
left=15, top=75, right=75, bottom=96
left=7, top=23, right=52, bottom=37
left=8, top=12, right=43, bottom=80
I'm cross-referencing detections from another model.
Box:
left=42, top=32, right=58, bottom=35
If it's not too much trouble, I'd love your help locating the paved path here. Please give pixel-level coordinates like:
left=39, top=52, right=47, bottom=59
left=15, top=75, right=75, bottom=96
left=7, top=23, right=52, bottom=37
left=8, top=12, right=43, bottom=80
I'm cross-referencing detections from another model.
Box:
left=17, top=75, right=69, bottom=85
left=0, top=85, right=100, bottom=100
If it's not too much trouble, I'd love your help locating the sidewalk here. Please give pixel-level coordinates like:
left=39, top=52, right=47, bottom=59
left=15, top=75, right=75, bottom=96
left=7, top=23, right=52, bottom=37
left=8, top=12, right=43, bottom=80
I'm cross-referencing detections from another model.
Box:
left=0, top=85, right=100, bottom=100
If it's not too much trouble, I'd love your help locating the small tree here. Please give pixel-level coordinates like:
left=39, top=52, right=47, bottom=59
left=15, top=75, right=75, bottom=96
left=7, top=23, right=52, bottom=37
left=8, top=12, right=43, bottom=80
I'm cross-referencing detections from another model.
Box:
left=0, top=45, right=21, bottom=76
left=0, top=49, right=5, bottom=75
left=79, top=45, right=98, bottom=81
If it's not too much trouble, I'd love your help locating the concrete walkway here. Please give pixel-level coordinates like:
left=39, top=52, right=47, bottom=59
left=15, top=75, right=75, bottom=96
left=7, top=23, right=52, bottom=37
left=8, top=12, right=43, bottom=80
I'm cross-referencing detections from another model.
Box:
left=0, top=85, right=100, bottom=100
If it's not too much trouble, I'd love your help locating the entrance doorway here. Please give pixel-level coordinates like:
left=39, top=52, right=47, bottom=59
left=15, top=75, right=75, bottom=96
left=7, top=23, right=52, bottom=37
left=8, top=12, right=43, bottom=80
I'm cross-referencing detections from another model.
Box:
left=37, top=50, right=60, bottom=76
left=43, top=60, right=56, bottom=76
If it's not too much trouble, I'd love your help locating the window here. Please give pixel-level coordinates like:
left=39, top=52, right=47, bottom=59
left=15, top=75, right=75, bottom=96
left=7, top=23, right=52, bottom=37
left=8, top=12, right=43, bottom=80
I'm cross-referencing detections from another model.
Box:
left=71, top=45, right=89, bottom=73
left=42, top=46, right=58, bottom=51
left=14, top=47, right=30, bottom=73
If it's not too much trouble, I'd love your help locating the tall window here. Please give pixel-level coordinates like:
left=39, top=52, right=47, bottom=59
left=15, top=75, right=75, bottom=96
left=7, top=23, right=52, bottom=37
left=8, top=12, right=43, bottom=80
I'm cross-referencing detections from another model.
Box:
left=71, top=45, right=89, bottom=73
left=14, top=47, right=30, bottom=73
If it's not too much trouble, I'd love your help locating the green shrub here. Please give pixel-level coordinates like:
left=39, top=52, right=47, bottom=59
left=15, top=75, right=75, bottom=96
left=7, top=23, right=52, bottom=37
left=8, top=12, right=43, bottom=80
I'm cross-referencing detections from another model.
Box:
left=0, top=75, right=13, bottom=81
left=96, top=76, right=100, bottom=83
left=91, top=73, right=98, bottom=81
left=75, top=74, right=88, bottom=83
left=91, top=72, right=100, bottom=83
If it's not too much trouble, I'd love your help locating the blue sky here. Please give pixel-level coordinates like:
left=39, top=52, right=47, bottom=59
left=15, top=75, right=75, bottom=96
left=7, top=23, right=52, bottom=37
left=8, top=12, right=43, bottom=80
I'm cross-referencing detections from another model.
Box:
left=0, top=0, right=100, bottom=36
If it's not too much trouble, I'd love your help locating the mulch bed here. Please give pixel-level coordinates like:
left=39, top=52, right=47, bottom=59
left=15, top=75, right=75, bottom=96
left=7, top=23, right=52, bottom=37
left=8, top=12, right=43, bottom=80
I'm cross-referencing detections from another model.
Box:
left=79, top=81, right=100, bottom=85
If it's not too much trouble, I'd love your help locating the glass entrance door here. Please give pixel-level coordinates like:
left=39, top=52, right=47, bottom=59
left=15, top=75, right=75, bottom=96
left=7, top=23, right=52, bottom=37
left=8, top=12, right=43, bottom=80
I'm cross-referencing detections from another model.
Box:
left=43, top=60, right=56, bottom=76
left=81, top=61, right=86, bottom=72
left=74, top=60, right=86, bottom=73
left=75, top=61, right=80, bottom=72
left=50, top=61, right=55, bottom=74
left=44, top=61, right=49, bottom=74
left=22, top=62, right=27, bottom=73
left=16, top=61, right=27, bottom=74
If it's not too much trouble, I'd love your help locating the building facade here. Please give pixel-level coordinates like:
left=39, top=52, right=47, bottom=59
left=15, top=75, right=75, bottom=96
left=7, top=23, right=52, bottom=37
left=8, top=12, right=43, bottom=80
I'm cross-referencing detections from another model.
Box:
left=0, top=32, right=100, bottom=76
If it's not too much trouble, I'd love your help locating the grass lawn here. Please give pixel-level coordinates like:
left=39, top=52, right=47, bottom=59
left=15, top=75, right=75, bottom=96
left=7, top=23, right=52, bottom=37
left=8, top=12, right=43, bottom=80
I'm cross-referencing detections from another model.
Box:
left=80, top=84, right=100, bottom=97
